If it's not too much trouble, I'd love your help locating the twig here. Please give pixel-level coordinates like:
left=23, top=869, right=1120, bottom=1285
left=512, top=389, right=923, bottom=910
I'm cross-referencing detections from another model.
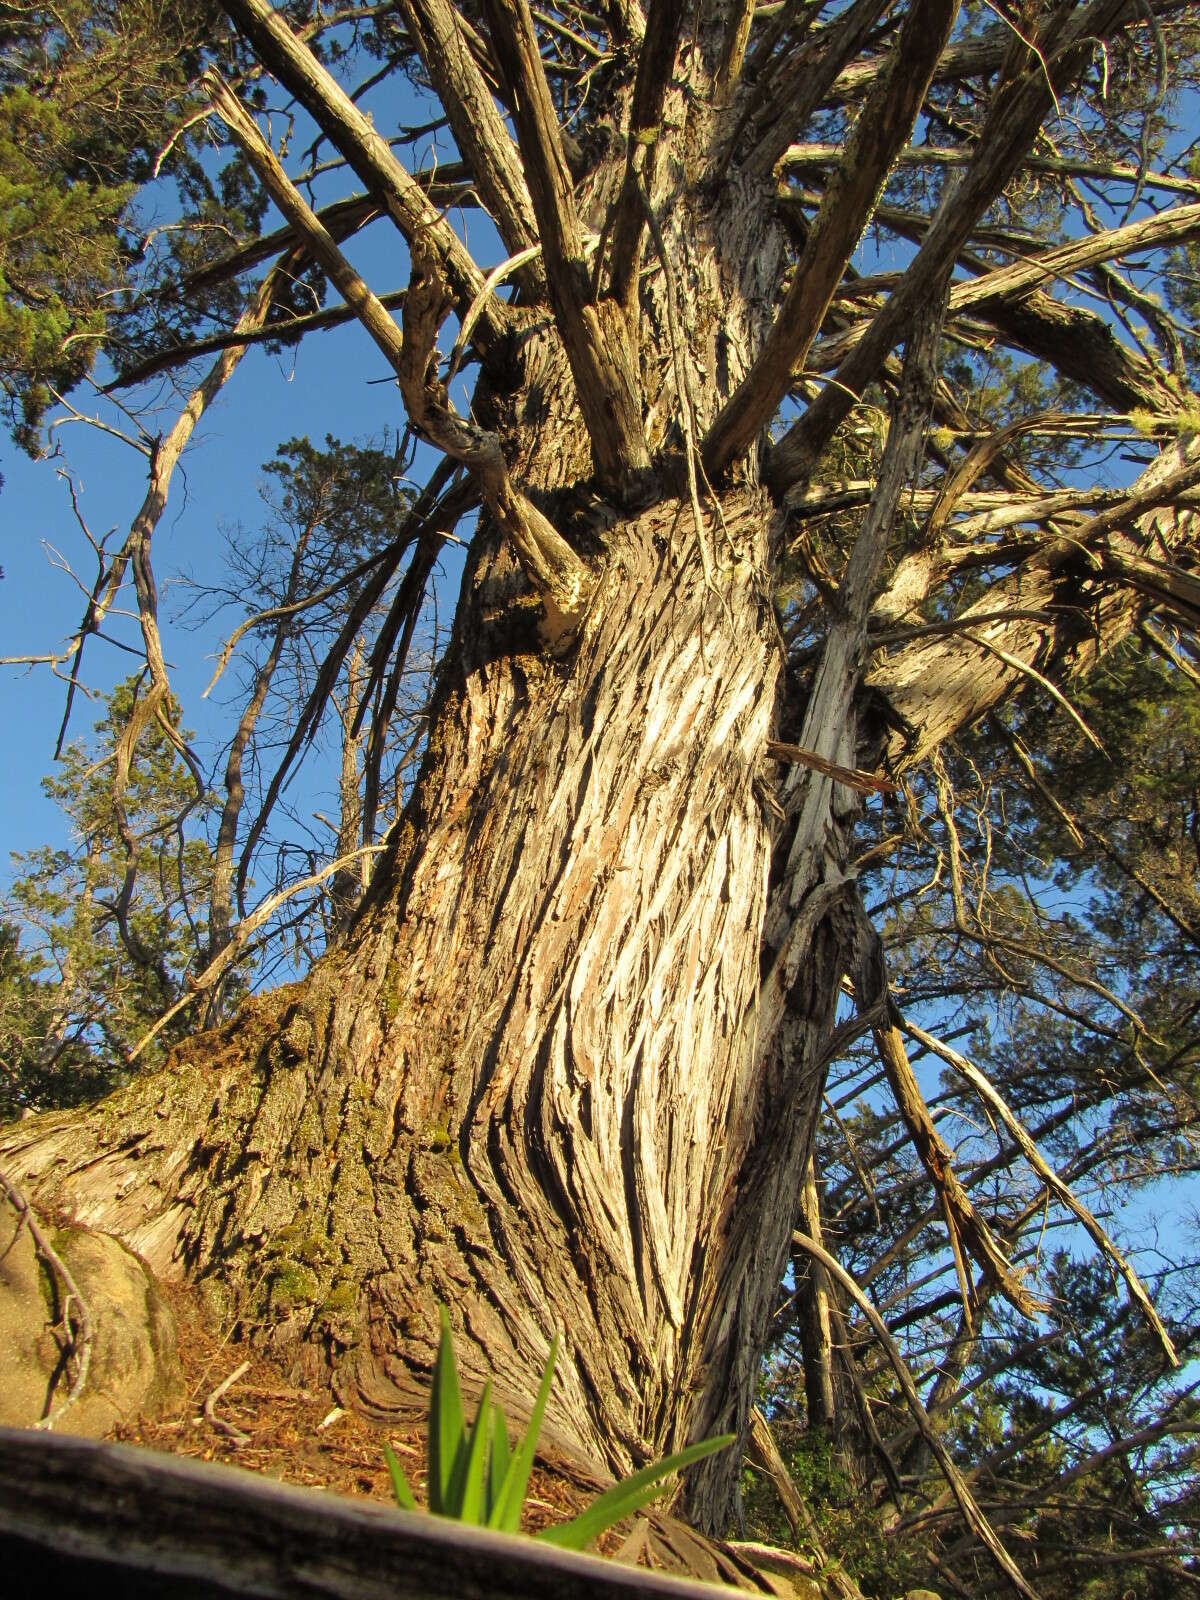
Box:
left=0, top=1165, right=93, bottom=1430
left=202, top=1359, right=252, bottom=1447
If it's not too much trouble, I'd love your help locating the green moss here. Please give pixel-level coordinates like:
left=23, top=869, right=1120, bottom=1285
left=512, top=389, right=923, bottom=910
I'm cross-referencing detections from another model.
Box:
left=319, top=1280, right=359, bottom=1315
left=929, top=423, right=957, bottom=453
left=265, top=1259, right=320, bottom=1311
left=296, top=1232, right=337, bottom=1267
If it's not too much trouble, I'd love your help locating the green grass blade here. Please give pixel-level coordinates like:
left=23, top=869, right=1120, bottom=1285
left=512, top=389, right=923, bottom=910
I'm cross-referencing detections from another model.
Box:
left=457, top=1380, right=494, bottom=1525
left=429, top=1307, right=466, bottom=1516
left=383, top=1442, right=416, bottom=1512
left=488, top=1336, right=558, bottom=1532
left=536, top=1434, right=735, bottom=1551
left=486, top=1400, right=511, bottom=1523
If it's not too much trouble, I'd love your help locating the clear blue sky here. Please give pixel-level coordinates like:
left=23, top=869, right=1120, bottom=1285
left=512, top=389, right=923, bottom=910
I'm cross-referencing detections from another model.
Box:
left=0, top=64, right=486, bottom=884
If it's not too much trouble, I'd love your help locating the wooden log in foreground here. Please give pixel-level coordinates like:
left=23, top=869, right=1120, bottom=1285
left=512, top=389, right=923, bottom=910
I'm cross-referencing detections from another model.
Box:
left=0, top=1427, right=730, bottom=1598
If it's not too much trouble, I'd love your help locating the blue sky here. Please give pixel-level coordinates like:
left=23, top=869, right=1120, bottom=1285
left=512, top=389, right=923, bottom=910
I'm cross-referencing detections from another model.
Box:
left=1, top=308, right=402, bottom=872
left=0, top=60, right=475, bottom=884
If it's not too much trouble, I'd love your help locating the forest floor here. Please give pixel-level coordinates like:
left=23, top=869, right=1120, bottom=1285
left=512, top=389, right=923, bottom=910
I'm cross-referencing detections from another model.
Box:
left=107, top=1280, right=588, bottom=1535
left=103, top=1282, right=796, bottom=1593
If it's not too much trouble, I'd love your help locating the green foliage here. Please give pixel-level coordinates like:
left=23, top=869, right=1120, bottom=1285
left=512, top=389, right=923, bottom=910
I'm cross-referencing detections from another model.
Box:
left=742, top=1428, right=922, bottom=1599
left=1, top=677, right=218, bottom=1116
left=0, top=1, right=230, bottom=451
left=385, top=1309, right=732, bottom=1549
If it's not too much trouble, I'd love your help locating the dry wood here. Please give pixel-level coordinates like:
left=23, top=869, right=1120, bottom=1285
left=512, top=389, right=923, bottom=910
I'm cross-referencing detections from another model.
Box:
left=781, top=140, right=1200, bottom=199
left=744, top=0, right=895, bottom=181
left=789, top=1234, right=1041, bottom=1600
left=850, top=900, right=1044, bottom=1319
left=398, top=0, right=541, bottom=269
left=207, top=71, right=591, bottom=643
left=0, top=1429, right=752, bottom=1600
left=398, top=244, right=597, bottom=639
left=949, top=201, right=1200, bottom=312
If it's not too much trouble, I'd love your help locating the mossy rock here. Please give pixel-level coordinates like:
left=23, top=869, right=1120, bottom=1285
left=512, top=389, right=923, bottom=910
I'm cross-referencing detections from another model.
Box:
left=0, top=1194, right=182, bottom=1434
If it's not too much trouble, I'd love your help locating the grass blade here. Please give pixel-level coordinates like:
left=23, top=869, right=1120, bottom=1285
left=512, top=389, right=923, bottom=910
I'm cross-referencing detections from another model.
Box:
left=536, top=1434, right=734, bottom=1551
left=488, top=1337, right=558, bottom=1532
left=429, top=1307, right=466, bottom=1516
left=383, top=1442, right=417, bottom=1512
left=457, top=1380, right=494, bottom=1525
left=486, top=1400, right=511, bottom=1523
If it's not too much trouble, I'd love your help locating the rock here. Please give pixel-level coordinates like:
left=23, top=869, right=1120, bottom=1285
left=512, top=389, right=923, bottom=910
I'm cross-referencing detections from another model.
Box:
left=0, top=1193, right=182, bottom=1435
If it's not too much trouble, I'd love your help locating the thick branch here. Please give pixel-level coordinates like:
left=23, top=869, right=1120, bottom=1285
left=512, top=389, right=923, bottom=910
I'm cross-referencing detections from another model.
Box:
left=703, top=0, right=959, bottom=480
left=767, top=0, right=1137, bottom=492
left=219, top=0, right=500, bottom=342
left=606, top=0, right=687, bottom=311
left=949, top=201, right=1200, bottom=314
left=780, top=141, right=1200, bottom=200
left=204, top=72, right=416, bottom=374
left=744, top=0, right=895, bottom=182
left=868, top=436, right=1200, bottom=769
left=479, top=0, right=650, bottom=487
left=397, top=0, right=540, bottom=266
left=398, top=251, right=596, bottom=643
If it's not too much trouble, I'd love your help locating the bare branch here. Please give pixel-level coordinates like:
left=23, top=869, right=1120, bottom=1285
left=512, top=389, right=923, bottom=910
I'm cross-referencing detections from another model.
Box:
left=398, top=246, right=596, bottom=643
left=949, top=201, right=1200, bottom=314
left=791, top=1229, right=1042, bottom=1600
left=218, top=0, right=501, bottom=341
left=479, top=0, right=650, bottom=486
left=703, top=0, right=959, bottom=480
left=767, top=0, right=1138, bottom=492
left=780, top=140, right=1200, bottom=200
left=850, top=900, right=1046, bottom=1320
left=899, top=1015, right=1180, bottom=1366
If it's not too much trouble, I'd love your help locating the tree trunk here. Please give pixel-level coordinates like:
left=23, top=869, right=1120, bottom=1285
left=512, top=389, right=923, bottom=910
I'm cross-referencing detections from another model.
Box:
left=8, top=9, right=1190, bottom=1531
left=4, top=471, right=847, bottom=1529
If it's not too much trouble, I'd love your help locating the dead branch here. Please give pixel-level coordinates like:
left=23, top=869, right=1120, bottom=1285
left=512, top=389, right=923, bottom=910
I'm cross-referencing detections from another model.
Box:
left=0, top=1167, right=93, bottom=1430
left=767, top=0, right=1138, bottom=491
left=898, top=1015, right=1180, bottom=1367
left=398, top=0, right=540, bottom=269
left=790, top=1230, right=1042, bottom=1600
